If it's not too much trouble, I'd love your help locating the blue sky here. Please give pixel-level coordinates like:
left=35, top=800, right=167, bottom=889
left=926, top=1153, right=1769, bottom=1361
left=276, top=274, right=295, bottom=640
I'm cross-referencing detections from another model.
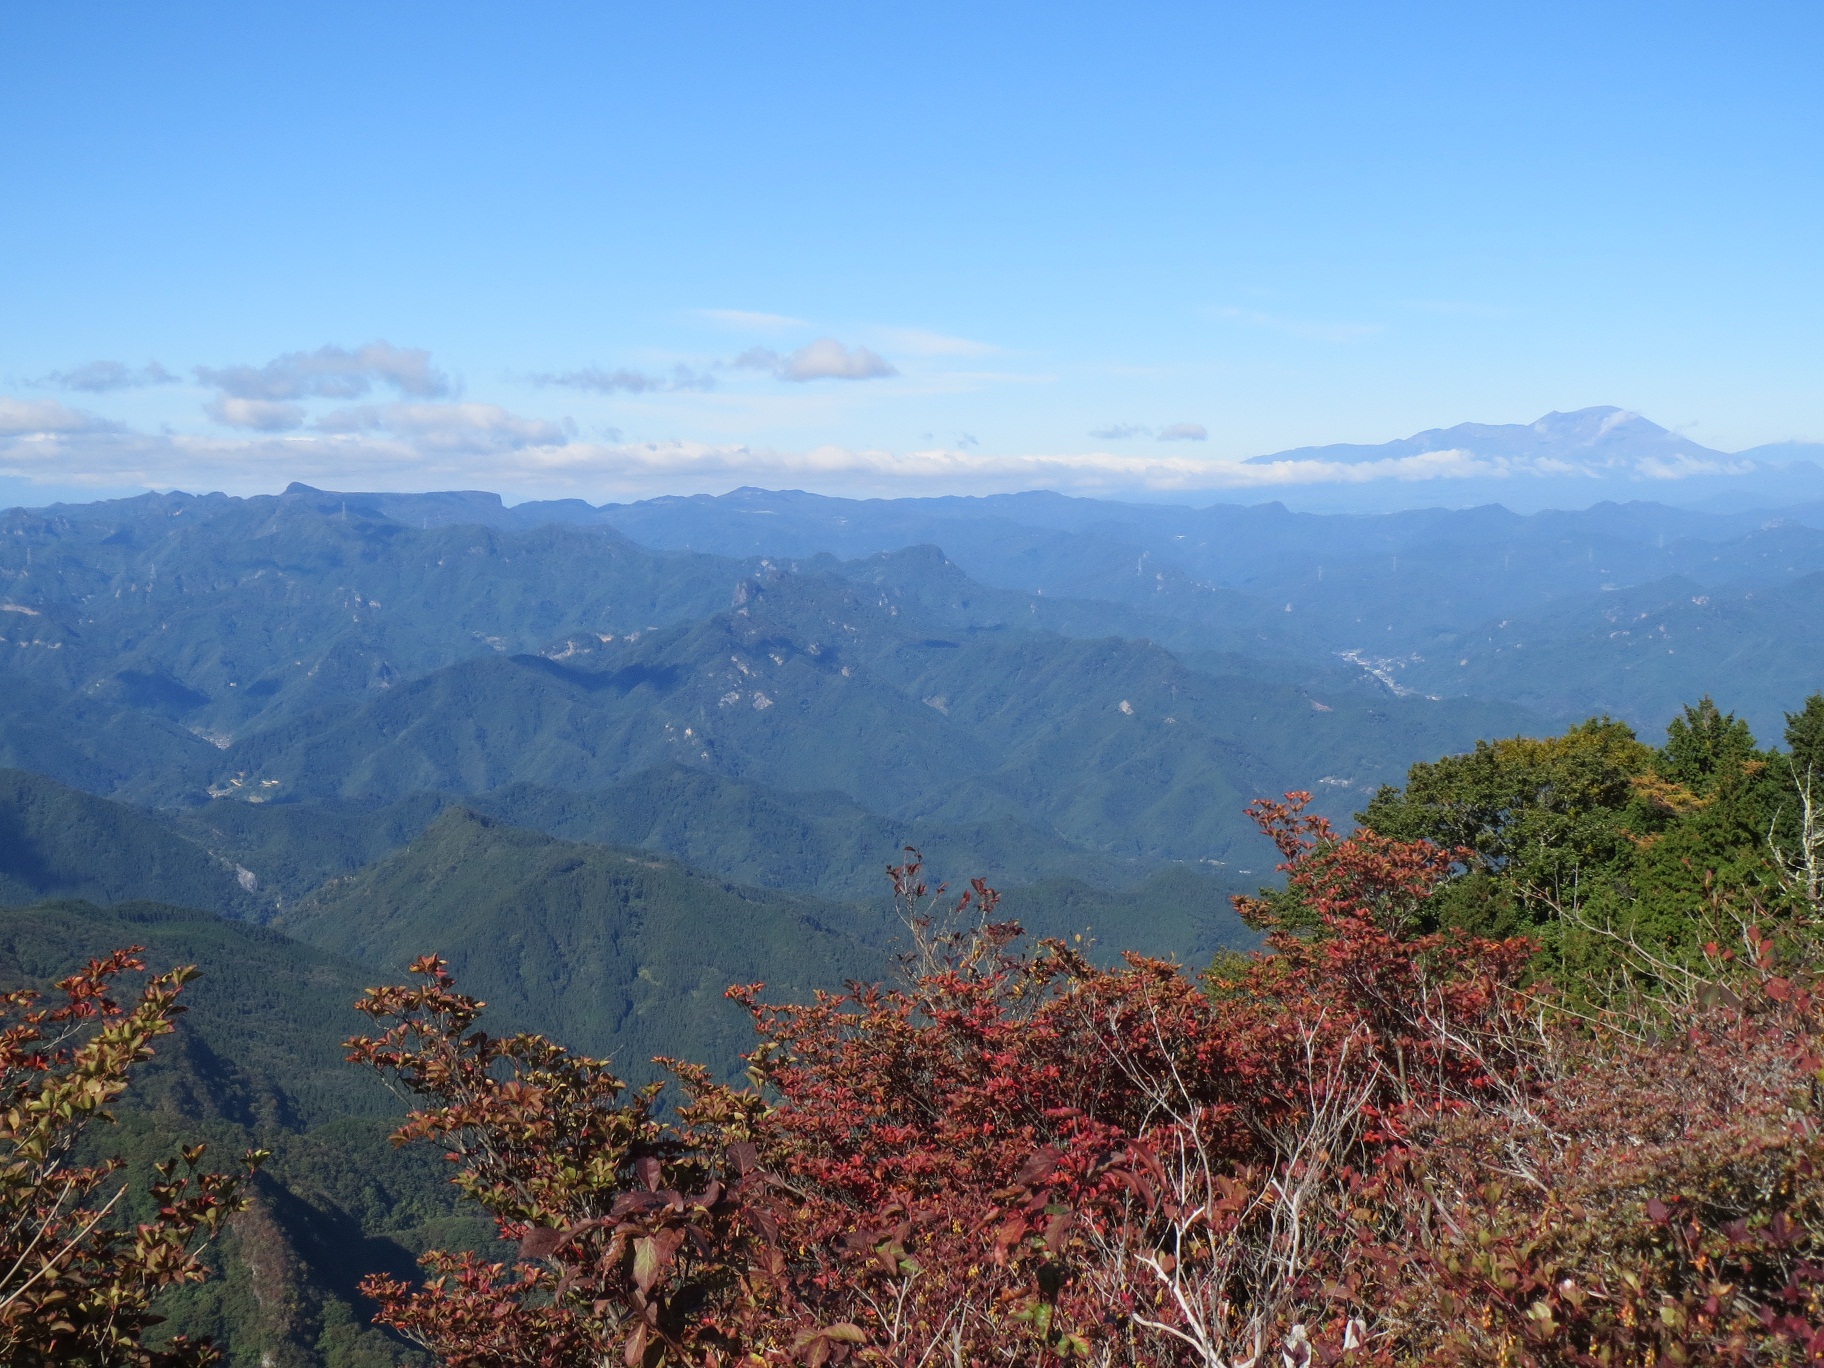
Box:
left=2, top=1, right=1820, bottom=505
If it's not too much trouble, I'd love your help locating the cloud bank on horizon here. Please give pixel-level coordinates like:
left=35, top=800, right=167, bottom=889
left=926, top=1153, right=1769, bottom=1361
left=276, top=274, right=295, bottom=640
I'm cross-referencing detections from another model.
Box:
left=6, top=340, right=1822, bottom=508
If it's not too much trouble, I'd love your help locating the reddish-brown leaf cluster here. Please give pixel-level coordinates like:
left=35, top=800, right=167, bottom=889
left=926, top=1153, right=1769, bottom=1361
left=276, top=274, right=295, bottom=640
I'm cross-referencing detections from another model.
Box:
left=1232, top=790, right=1467, bottom=935
left=347, top=956, right=784, bottom=1367
left=0, top=949, right=260, bottom=1367
left=1366, top=926, right=1824, bottom=1365
left=348, top=804, right=1824, bottom=1367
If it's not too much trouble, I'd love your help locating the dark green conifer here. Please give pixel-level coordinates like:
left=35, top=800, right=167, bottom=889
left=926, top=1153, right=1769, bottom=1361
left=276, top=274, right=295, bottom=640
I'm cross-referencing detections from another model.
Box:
left=1784, top=693, right=1824, bottom=782
left=1657, top=697, right=1758, bottom=794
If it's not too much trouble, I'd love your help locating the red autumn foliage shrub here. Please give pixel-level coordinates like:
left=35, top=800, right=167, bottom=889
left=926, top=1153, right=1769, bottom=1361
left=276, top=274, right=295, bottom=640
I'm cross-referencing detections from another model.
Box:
left=1370, top=927, right=1824, bottom=1365
left=348, top=796, right=1824, bottom=1366
left=345, top=960, right=778, bottom=1367
left=0, top=949, right=259, bottom=1367
left=1231, top=791, right=1466, bottom=936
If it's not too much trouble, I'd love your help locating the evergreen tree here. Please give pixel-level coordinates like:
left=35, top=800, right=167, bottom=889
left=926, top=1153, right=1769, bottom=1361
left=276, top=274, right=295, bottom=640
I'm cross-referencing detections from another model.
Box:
left=1657, top=696, right=1759, bottom=794
left=1785, top=692, right=1824, bottom=782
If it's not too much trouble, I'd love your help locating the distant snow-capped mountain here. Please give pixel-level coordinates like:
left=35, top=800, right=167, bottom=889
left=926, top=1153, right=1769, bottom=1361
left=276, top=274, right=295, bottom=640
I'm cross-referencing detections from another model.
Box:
left=1248, top=407, right=1737, bottom=474
left=1237, top=407, right=1824, bottom=511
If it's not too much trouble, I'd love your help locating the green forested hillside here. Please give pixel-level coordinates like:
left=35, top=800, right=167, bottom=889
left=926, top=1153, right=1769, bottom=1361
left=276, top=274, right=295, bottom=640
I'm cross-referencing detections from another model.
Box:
left=210, top=565, right=1530, bottom=863
left=0, top=678, right=222, bottom=805
left=0, top=768, right=266, bottom=915
left=0, top=898, right=387, bottom=1125
left=281, top=808, right=885, bottom=1077
left=470, top=766, right=1149, bottom=898
left=160, top=792, right=450, bottom=907
left=989, top=863, right=1260, bottom=961
left=138, top=767, right=1246, bottom=959
left=0, top=899, right=465, bottom=1367
left=1401, top=571, right=1824, bottom=732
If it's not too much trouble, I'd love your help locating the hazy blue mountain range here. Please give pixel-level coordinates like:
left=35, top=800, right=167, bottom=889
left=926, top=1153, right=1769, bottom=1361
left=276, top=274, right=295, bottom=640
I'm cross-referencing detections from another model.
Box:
left=1399, top=572, right=1824, bottom=726
left=5, top=473, right=1817, bottom=966
left=0, top=486, right=1531, bottom=849
left=1235, top=408, right=1824, bottom=514
left=5, top=477, right=1821, bottom=843
left=7, top=474, right=1822, bottom=795
left=1736, top=441, right=1824, bottom=466
left=570, top=485, right=1824, bottom=736
left=201, top=558, right=1523, bottom=859
left=0, top=490, right=741, bottom=738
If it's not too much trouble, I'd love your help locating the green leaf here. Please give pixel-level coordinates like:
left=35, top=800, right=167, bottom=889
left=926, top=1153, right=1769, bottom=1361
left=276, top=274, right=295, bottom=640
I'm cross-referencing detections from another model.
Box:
left=632, top=1235, right=662, bottom=1293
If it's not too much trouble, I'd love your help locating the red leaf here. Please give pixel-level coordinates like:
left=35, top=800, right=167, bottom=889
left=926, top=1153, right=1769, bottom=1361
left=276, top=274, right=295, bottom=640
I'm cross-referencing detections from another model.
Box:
left=518, top=1226, right=565, bottom=1261
left=631, top=1228, right=684, bottom=1294
left=1014, top=1146, right=1063, bottom=1188
left=622, top=1321, right=648, bottom=1366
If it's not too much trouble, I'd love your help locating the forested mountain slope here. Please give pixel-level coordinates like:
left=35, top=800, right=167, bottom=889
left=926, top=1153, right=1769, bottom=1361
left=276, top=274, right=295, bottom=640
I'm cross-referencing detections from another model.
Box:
left=212, top=563, right=1525, bottom=861
left=280, top=808, right=884, bottom=1077
left=0, top=767, right=264, bottom=916
left=0, top=897, right=468, bottom=1365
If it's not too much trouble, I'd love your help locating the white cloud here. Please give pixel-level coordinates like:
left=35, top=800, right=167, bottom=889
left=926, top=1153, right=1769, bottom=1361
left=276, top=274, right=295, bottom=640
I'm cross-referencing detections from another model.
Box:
left=195, top=341, right=451, bottom=402
left=523, top=443, right=1499, bottom=495
left=37, top=360, right=178, bottom=392
left=1234, top=448, right=1499, bottom=485
left=530, top=364, right=716, bottom=394
left=0, top=346, right=1784, bottom=506
left=315, top=402, right=569, bottom=454
left=735, top=339, right=898, bottom=383
left=207, top=396, right=307, bottom=431
left=0, top=397, right=116, bottom=437
left=1634, top=453, right=1753, bottom=480
left=785, top=340, right=896, bottom=382
left=0, top=417, right=1778, bottom=504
